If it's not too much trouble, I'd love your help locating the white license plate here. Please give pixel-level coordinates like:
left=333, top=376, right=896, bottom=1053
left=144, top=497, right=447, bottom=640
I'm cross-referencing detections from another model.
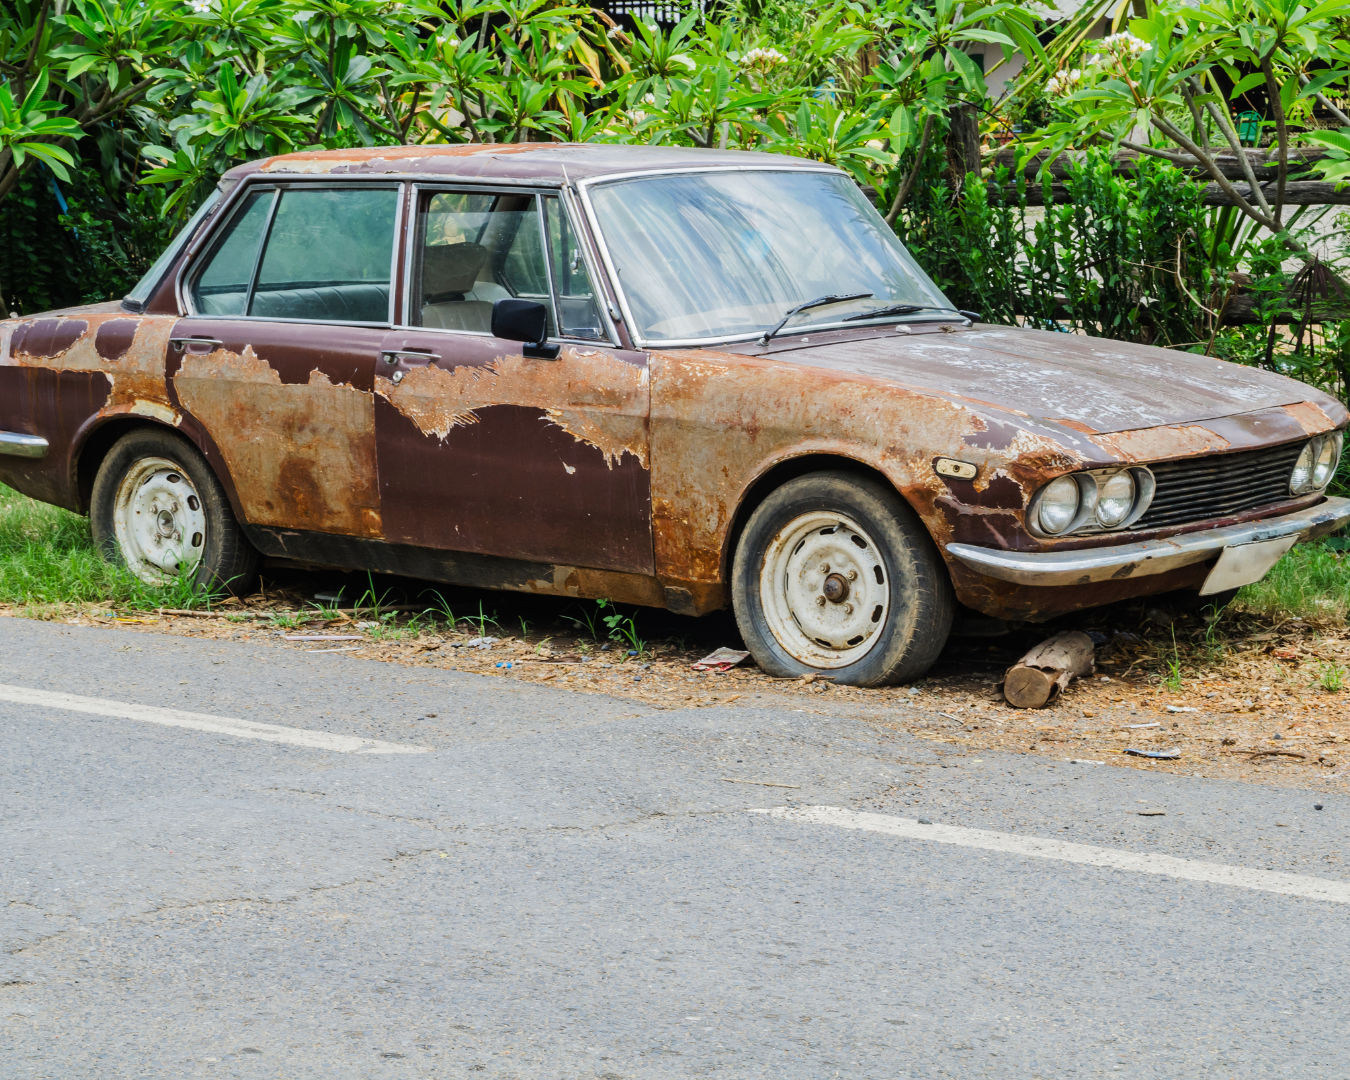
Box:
left=1199, top=535, right=1299, bottom=595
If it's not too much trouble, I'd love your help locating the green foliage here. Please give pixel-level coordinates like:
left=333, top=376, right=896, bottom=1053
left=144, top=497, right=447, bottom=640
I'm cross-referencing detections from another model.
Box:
left=899, top=148, right=1219, bottom=346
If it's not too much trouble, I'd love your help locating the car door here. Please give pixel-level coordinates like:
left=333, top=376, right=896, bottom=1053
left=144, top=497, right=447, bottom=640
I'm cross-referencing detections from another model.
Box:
left=171, top=182, right=401, bottom=542
left=373, top=187, right=653, bottom=575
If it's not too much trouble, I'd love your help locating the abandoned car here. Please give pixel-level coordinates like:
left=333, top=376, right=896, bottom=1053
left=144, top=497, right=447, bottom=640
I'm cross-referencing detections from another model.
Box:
left=1, top=144, right=1346, bottom=685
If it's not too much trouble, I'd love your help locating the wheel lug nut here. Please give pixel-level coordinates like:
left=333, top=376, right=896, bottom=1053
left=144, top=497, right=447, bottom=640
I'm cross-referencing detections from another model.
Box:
left=818, top=563, right=830, bottom=573
left=844, top=603, right=854, bottom=615
left=816, top=596, right=826, bottom=606
left=847, top=570, right=857, bottom=581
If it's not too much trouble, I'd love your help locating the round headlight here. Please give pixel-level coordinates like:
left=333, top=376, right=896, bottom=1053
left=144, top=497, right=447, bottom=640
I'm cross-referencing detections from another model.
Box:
left=1313, top=432, right=1342, bottom=489
left=1037, top=475, right=1081, bottom=535
left=1291, top=440, right=1317, bottom=494
left=1095, top=470, right=1135, bottom=528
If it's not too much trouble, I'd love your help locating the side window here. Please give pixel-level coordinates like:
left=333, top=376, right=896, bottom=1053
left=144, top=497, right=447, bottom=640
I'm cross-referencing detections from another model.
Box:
left=544, top=197, right=604, bottom=340
left=251, top=187, right=398, bottom=322
left=192, top=190, right=273, bottom=316
left=415, top=191, right=551, bottom=334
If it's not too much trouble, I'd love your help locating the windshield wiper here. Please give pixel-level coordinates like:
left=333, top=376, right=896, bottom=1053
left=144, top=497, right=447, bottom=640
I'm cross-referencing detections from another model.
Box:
left=843, top=303, right=977, bottom=322
left=759, top=292, right=872, bottom=346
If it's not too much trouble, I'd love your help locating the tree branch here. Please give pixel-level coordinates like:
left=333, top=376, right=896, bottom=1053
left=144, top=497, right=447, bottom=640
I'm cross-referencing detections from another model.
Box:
left=1261, top=55, right=1289, bottom=225
left=885, top=112, right=934, bottom=226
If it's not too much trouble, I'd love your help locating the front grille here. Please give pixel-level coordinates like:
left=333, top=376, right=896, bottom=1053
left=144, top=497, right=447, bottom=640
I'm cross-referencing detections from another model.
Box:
left=1131, top=440, right=1306, bottom=530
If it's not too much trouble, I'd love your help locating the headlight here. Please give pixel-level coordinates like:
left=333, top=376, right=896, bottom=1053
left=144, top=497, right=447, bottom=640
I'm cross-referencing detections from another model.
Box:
left=1314, top=432, right=1342, bottom=489
left=1095, top=470, right=1135, bottom=528
left=1292, top=432, right=1343, bottom=495
left=1037, top=475, right=1082, bottom=535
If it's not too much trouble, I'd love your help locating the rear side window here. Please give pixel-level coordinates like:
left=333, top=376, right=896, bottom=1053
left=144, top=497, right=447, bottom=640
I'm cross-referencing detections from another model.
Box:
left=192, top=190, right=272, bottom=316
left=191, top=186, right=398, bottom=323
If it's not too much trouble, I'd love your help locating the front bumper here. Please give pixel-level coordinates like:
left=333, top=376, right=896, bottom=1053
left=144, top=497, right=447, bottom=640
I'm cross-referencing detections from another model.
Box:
left=946, top=497, right=1350, bottom=587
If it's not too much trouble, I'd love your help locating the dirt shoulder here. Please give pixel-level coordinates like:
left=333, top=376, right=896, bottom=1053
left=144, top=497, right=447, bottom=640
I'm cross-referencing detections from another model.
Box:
left=9, top=594, right=1350, bottom=797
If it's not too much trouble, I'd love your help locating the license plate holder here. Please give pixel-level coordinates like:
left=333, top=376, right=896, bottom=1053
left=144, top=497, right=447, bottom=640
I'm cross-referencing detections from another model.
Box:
left=1199, top=535, right=1299, bottom=595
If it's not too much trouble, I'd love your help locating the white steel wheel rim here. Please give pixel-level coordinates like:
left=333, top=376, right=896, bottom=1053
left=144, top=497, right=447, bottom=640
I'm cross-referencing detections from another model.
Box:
left=759, top=511, right=891, bottom=669
left=112, top=456, right=207, bottom=585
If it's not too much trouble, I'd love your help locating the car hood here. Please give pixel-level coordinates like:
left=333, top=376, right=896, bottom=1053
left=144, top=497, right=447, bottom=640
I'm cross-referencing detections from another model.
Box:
left=767, top=325, right=1343, bottom=434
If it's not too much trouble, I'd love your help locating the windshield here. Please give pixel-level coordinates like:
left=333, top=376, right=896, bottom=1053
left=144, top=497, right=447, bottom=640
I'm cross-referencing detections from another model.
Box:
left=588, top=169, right=952, bottom=344
left=124, top=187, right=223, bottom=307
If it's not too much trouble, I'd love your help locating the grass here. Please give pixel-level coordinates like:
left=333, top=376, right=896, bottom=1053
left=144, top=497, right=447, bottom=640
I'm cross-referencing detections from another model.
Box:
left=0, top=484, right=221, bottom=611
left=1236, top=540, right=1350, bottom=621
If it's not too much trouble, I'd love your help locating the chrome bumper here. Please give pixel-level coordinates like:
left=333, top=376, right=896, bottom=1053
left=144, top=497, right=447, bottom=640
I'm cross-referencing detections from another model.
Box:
left=0, top=431, right=48, bottom=459
left=946, top=497, right=1350, bottom=587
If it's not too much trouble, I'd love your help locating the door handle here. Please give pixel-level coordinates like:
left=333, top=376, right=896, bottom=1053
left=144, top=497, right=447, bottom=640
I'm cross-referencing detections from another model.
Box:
left=380, top=349, right=440, bottom=366
left=169, top=337, right=224, bottom=352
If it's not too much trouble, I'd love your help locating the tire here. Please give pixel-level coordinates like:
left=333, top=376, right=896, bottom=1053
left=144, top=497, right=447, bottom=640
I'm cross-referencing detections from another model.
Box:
left=91, top=427, right=258, bottom=594
left=731, top=470, right=955, bottom=687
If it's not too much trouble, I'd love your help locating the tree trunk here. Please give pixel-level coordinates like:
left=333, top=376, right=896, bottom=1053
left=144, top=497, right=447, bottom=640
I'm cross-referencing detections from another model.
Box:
left=946, top=102, right=980, bottom=181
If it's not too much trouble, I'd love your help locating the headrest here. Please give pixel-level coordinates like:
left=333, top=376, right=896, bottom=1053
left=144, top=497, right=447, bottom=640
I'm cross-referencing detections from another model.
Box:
left=422, top=241, right=488, bottom=299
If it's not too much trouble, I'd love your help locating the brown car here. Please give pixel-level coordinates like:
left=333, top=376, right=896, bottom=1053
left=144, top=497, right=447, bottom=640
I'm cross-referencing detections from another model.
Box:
left=2, top=144, right=1346, bottom=685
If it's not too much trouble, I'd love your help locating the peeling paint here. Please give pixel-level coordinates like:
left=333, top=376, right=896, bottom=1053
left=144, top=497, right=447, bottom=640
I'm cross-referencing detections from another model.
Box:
left=2, top=311, right=179, bottom=422
left=1091, top=423, right=1232, bottom=462
left=378, top=346, right=649, bottom=469
left=173, top=347, right=382, bottom=537
left=1285, top=399, right=1336, bottom=435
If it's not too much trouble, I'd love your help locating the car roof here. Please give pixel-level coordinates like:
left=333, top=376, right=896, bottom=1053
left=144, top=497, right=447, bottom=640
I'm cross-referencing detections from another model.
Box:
left=224, top=142, right=836, bottom=185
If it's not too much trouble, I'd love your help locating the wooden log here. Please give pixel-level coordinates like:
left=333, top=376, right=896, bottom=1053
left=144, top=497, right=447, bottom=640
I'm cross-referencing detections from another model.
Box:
left=989, top=179, right=1350, bottom=208
left=989, top=147, right=1332, bottom=183
left=1002, top=630, right=1095, bottom=710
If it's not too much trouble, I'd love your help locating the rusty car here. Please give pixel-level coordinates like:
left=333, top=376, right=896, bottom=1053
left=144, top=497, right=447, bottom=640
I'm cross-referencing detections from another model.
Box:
left=2, top=143, right=1347, bottom=686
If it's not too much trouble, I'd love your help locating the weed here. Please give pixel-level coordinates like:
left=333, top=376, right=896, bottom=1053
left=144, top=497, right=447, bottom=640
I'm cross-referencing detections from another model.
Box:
left=307, top=601, right=346, bottom=623
left=601, top=602, right=647, bottom=658
left=421, top=590, right=458, bottom=632
left=267, top=610, right=307, bottom=630
left=1317, top=660, right=1346, bottom=692
left=1161, top=628, right=1184, bottom=692
left=469, top=600, right=500, bottom=637
left=518, top=616, right=531, bottom=639
left=564, top=600, right=606, bottom=641
left=356, top=572, right=395, bottom=621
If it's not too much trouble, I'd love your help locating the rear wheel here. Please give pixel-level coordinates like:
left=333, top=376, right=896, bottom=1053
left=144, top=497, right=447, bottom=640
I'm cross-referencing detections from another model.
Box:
left=731, top=471, right=954, bottom=686
left=91, top=428, right=258, bottom=594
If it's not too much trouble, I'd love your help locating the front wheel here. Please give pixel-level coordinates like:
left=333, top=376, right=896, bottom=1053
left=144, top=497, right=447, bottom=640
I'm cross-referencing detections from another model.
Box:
left=731, top=471, right=954, bottom=687
left=91, top=428, right=258, bottom=594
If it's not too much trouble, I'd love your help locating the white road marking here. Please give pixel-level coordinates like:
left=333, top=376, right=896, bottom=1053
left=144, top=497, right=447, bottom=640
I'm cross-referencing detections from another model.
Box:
left=0, top=682, right=428, bottom=754
left=754, top=805, right=1350, bottom=904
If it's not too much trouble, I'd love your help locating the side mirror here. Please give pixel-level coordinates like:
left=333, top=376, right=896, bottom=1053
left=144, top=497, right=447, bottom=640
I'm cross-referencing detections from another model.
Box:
left=491, top=298, right=561, bottom=360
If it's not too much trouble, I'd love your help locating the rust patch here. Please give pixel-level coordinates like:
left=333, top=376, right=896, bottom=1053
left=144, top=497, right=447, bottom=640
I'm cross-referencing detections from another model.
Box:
left=646, top=349, right=1081, bottom=605
left=260, top=143, right=538, bottom=173
left=517, top=564, right=665, bottom=607
left=173, top=348, right=381, bottom=537
left=379, top=346, right=649, bottom=469
left=1284, top=399, right=1337, bottom=435
left=2, top=312, right=178, bottom=423
left=94, top=319, right=138, bottom=361
left=1090, top=423, right=1231, bottom=463
left=1044, top=417, right=1097, bottom=434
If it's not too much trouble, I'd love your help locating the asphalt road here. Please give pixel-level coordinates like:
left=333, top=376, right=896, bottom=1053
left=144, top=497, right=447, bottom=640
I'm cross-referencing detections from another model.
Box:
left=3, top=616, right=1348, bottom=1079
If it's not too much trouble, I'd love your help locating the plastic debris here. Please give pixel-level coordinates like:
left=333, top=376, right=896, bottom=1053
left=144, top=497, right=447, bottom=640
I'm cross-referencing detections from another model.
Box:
left=1124, top=747, right=1181, bottom=759
left=465, top=636, right=498, bottom=649
left=1066, top=758, right=1104, bottom=765
left=283, top=634, right=362, bottom=641
left=692, top=647, right=751, bottom=671
left=495, top=661, right=513, bottom=669
left=1126, top=722, right=1161, bottom=729
left=1165, top=705, right=1198, bottom=713
left=1137, top=808, right=1166, bottom=816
